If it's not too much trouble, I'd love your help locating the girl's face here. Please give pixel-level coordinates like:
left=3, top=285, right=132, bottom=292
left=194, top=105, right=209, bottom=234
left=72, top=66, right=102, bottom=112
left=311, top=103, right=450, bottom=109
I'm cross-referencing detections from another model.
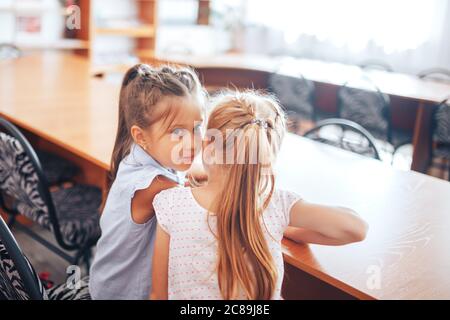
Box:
left=200, top=133, right=229, bottom=183
left=135, top=95, right=204, bottom=172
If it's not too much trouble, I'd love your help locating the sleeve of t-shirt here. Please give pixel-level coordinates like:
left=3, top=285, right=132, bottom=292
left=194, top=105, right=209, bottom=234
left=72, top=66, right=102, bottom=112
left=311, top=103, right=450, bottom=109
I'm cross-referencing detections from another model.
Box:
left=275, top=189, right=302, bottom=229
left=152, top=189, right=173, bottom=234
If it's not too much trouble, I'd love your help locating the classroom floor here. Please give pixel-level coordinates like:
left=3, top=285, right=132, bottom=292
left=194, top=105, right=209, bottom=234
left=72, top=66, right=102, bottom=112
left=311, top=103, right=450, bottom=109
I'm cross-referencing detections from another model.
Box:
left=12, top=224, right=88, bottom=287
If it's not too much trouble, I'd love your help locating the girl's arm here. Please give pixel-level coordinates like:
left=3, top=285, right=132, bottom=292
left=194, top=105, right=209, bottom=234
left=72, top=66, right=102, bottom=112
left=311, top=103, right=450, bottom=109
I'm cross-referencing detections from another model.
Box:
left=131, top=175, right=177, bottom=224
left=150, top=223, right=170, bottom=300
left=285, top=201, right=368, bottom=245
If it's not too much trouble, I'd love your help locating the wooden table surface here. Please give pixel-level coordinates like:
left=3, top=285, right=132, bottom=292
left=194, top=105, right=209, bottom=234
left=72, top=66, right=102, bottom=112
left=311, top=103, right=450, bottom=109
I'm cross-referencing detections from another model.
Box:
left=1, top=52, right=450, bottom=299
left=277, top=134, right=450, bottom=300
left=0, top=52, right=117, bottom=170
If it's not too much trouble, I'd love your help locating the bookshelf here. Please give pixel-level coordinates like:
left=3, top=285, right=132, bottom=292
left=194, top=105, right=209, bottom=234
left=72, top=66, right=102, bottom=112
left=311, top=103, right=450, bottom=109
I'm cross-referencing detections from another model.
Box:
left=95, top=25, right=155, bottom=37
left=0, top=0, right=158, bottom=74
left=80, top=0, right=158, bottom=74
left=0, top=0, right=90, bottom=51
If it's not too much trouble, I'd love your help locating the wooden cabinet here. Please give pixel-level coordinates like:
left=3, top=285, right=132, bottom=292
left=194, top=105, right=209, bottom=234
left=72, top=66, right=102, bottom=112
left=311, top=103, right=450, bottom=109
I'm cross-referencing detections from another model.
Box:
left=78, top=0, right=158, bottom=75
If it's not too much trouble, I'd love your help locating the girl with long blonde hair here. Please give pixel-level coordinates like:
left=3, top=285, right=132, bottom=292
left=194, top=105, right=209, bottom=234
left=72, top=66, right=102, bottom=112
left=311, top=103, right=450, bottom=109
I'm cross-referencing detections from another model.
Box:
left=151, top=90, right=367, bottom=300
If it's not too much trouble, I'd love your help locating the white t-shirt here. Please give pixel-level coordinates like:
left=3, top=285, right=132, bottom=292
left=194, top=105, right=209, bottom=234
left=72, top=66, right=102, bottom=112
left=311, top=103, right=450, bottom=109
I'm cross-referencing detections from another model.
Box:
left=153, top=186, right=301, bottom=300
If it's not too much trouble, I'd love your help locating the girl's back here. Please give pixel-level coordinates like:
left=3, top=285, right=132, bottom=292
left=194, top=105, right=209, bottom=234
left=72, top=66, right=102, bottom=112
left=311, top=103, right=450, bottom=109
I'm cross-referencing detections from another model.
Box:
left=153, top=186, right=301, bottom=300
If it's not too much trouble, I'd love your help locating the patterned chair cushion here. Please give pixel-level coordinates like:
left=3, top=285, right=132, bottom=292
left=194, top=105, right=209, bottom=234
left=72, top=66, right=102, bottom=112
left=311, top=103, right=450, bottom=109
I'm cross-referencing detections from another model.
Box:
left=268, top=73, right=315, bottom=118
left=47, top=276, right=91, bottom=300
left=0, top=242, right=47, bottom=300
left=433, top=146, right=450, bottom=158
left=36, top=151, right=79, bottom=186
left=0, top=132, right=101, bottom=248
left=1, top=242, right=91, bottom=300
left=51, top=185, right=102, bottom=247
left=338, top=87, right=389, bottom=141
left=390, top=129, right=413, bottom=148
left=432, top=101, right=450, bottom=159
left=0, top=132, right=50, bottom=227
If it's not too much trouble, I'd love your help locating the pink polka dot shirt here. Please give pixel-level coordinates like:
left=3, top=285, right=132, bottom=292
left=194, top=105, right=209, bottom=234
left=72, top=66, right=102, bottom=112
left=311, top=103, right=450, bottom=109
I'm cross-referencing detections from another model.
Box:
left=153, top=186, right=301, bottom=300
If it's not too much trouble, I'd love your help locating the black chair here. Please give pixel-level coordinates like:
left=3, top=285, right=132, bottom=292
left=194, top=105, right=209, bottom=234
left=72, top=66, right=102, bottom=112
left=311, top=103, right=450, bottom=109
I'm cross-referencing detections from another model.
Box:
left=418, top=68, right=450, bottom=83
left=359, top=60, right=393, bottom=72
left=304, top=118, right=382, bottom=160
left=35, top=150, right=79, bottom=186
left=0, top=215, right=90, bottom=300
left=268, top=72, right=316, bottom=120
left=0, top=117, right=101, bottom=270
left=0, top=44, right=21, bottom=60
left=268, top=71, right=316, bottom=133
left=0, top=119, right=79, bottom=186
left=429, top=98, right=450, bottom=181
left=337, top=77, right=412, bottom=153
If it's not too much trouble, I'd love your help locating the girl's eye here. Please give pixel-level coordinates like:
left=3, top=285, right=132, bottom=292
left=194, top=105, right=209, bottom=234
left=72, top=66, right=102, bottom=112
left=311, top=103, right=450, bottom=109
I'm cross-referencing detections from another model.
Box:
left=172, top=128, right=184, bottom=136
left=171, top=128, right=189, bottom=138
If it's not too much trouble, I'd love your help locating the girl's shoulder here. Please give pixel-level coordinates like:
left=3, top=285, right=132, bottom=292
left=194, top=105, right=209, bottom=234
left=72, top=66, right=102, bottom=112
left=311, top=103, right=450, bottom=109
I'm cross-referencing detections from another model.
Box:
left=155, top=185, right=188, bottom=197
left=152, top=186, right=196, bottom=234
left=152, top=186, right=190, bottom=209
left=113, top=159, right=180, bottom=196
left=272, top=189, right=302, bottom=203
left=268, top=189, right=302, bottom=215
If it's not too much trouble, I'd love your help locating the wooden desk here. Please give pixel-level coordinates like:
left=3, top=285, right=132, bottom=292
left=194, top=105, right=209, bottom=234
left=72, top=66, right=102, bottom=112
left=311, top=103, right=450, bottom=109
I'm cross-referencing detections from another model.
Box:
left=2, top=53, right=450, bottom=299
left=278, top=134, right=450, bottom=300
left=154, top=53, right=450, bottom=174
left=0, top=52, right=118, bottom=189
left=0, top=53, right=116, bottom=169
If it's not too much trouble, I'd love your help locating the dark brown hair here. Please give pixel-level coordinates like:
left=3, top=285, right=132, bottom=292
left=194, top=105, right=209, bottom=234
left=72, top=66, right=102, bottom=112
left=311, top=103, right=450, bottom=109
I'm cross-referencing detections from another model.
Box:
left=109, top=64, right=203, bottom=188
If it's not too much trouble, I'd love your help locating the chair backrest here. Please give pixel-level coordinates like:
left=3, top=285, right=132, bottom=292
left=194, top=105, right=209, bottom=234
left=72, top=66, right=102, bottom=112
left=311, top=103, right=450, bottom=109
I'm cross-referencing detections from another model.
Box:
left=304, top=118, right=382, bottom=160
left=0, top=44, right=21, bottom=60
left=0, top=118, right=54, bottom=228
left=268, top=72, right=315, bottom=119
left=432, top=98, right=450, bottom=146
left=0, top=117, right=71, bottom=250
left=337, top=77, right=391, bottom=142
left=0, top=216, right=46, bottom=300
left=359, top=60, right=393, bottom=72
left=418, top=68, right=450, bottom=83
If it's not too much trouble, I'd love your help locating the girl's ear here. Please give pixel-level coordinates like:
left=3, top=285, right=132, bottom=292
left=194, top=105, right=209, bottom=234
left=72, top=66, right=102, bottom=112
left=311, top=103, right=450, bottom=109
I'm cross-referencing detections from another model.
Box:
left=130, top=125, right=146, bottom=149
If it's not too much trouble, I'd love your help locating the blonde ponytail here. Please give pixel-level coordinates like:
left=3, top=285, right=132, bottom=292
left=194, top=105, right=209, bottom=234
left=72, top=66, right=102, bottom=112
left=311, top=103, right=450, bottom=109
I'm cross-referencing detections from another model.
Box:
left=207, top=90, right=286, bottom=299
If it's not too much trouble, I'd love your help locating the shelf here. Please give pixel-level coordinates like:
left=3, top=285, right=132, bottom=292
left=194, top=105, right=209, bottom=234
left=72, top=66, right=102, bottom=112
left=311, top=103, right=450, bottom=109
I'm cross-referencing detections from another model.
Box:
left=95, top=25, right=155, bottom=37
left=136, top=49, right=155, bottom=59
left=0, top=5, right=67, bottom=15
left=14, top=39, right=89, bottom=50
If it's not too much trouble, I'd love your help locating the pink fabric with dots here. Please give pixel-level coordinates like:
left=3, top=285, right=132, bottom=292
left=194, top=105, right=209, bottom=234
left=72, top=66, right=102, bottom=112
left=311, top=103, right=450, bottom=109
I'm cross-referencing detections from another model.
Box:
left=153, top=186, right=301, bottom=300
